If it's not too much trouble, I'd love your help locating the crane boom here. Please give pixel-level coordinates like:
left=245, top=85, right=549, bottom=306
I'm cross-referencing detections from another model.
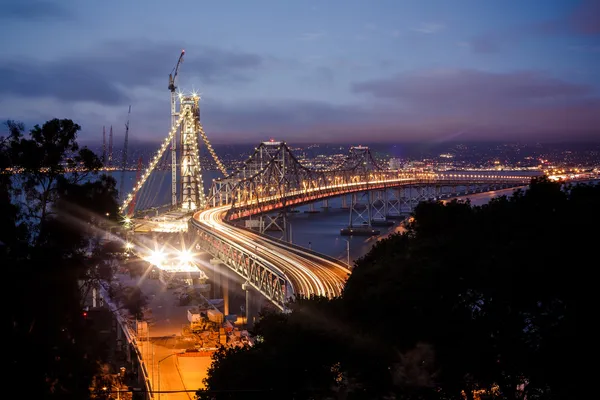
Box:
left=169, top=49, right=185, bottom=206
left=168, top=49, right=185, bottom=92
left=119, top=105, right=132, bottom=200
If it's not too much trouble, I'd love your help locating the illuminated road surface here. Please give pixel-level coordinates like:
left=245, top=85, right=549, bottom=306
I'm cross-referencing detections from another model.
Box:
left=193, top=206, right=351, bottom=299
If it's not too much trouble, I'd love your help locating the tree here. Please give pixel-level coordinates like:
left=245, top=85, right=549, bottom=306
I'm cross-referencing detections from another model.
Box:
left=5, top=119, right=121, bottom=399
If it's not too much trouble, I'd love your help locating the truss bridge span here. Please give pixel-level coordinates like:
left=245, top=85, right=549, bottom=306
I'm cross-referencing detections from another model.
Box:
left=207, top=142, right=537, bottom=221
left=189, top=141, right=539, bottom=309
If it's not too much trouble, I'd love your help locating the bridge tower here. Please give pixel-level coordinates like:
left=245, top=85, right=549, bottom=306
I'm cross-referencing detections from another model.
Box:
left=119, top=91, right=218, bottom=215
left=179, top=94, right=205, bottom=211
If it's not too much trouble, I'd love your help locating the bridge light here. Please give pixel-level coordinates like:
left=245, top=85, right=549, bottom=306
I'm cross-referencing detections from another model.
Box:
left=146, top=250, right=165, bottom=267
left=178, top=249, right=193, bottom=264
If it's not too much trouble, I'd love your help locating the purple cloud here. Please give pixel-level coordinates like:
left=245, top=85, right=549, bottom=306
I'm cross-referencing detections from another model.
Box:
left=352, top=69, right=593, bottom=114
left=0, top=40, right=264, bottom=105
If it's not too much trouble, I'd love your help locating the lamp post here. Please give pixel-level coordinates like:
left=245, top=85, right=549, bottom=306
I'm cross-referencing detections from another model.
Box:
left=158, top=352, right=180, bottom=400
left=342, top=239, right=350, bottom=267
left=242, top=281, right=250, bottom=328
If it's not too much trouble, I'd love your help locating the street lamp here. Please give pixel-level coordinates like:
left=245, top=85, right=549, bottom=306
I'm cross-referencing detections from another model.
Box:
left=158, top=352, right=182, bottom=400
left=242, top=281, right=250, bottom=328
left=342, top=239, right=351, bottom=267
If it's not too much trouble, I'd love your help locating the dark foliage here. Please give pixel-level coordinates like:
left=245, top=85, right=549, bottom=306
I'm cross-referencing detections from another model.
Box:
left=3, top=119, right=120, bottom=399
left=199, top=177, right=591, bottom=400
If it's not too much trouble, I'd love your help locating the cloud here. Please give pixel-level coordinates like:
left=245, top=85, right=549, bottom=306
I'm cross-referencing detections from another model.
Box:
left=0, top=61, right=128, bottom=105
left=346, top=69, right=600, bottom=142
left=352, top=69, right=592, bottom=112
left=0, top=40, right=264, bottom=106
left=411, top=23, right=445, bottom=34
left=0, top=0, right=70, bottom=21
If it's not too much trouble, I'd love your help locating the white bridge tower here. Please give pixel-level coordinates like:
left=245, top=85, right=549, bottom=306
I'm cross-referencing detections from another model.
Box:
left=179, top=94, right=204, bottom=211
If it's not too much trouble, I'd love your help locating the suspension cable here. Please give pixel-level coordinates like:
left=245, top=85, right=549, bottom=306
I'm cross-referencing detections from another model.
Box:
left=119, top=112, right=186, bottom=213
left=198, top=124, right=228, bottom=176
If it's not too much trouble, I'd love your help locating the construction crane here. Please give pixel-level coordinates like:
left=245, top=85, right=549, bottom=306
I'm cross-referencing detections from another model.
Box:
left=119, top=105, right=132, bottom=201
left=169, top=49, right=185, bottom=206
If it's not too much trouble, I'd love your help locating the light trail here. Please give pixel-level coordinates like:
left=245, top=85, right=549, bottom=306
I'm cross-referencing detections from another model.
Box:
left=193, top=205, right=350, bottom=299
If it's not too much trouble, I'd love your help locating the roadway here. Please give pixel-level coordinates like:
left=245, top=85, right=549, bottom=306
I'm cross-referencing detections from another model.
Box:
left=193, top=205, right=351, bottom=299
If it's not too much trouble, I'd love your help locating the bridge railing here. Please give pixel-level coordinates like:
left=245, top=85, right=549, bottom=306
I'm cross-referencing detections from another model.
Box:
left=98, top=283, right=154, bottom=399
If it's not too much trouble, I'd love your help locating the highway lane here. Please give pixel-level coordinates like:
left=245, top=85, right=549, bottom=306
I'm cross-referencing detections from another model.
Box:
left=193, top=205, right=350, bottom=299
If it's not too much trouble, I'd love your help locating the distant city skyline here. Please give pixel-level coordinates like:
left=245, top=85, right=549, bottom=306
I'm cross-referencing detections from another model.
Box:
left=1, top=0, right=599, bottom=144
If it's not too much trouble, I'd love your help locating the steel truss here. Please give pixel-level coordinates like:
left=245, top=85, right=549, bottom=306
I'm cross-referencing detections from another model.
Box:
left=189, top=219, right=290, bottom=310
left=207, top=142, right=534, bottom=223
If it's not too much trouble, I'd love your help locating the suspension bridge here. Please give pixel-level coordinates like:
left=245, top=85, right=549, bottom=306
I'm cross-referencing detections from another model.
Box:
left=119, top=53, right=540, bottom=310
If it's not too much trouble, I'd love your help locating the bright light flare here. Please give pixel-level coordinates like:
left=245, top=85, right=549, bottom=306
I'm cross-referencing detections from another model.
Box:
left=123, top=217, right=131, bottom=225
left=145, top=249, right=166, bottom=267
left=125, top=242, right=134, bottom=250
left=178, top=249, right=193, bottom=264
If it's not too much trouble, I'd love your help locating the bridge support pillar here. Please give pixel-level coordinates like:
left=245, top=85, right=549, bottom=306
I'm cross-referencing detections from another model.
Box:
left=241, top=282, right=256, bottom=329
left=341, top=195, right=348, bottom=209
left=261, top=210, right=289, bottom=241
left=341, top=192, right=380, bottom=236
left=223, top=274, right=229, bottom=316
left=371, top=190, right=388, bottom=223
left=304, top=203, right=320, bottom=214
left=322, top=199, right=329, bottom=209
left=387, top=188, right=401, bottom=218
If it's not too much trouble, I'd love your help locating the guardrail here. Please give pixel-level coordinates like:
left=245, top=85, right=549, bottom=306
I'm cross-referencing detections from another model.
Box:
left=98, top=283, right=154, bottom=399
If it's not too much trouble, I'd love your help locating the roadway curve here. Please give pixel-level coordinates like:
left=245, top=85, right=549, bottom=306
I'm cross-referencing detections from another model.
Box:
left=193, top=206, right=350, bottom=299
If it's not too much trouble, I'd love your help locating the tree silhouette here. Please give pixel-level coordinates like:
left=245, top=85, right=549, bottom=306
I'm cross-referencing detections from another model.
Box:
left=4, top=119, right=121, bottom=398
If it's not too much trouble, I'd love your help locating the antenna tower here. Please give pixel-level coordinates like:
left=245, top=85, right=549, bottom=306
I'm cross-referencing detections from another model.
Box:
left=119, top=106, right=132, bottom=199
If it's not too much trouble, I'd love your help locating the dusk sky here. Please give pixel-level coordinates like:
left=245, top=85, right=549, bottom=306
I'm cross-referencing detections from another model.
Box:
left=1, top=0, right=599, bottom=145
